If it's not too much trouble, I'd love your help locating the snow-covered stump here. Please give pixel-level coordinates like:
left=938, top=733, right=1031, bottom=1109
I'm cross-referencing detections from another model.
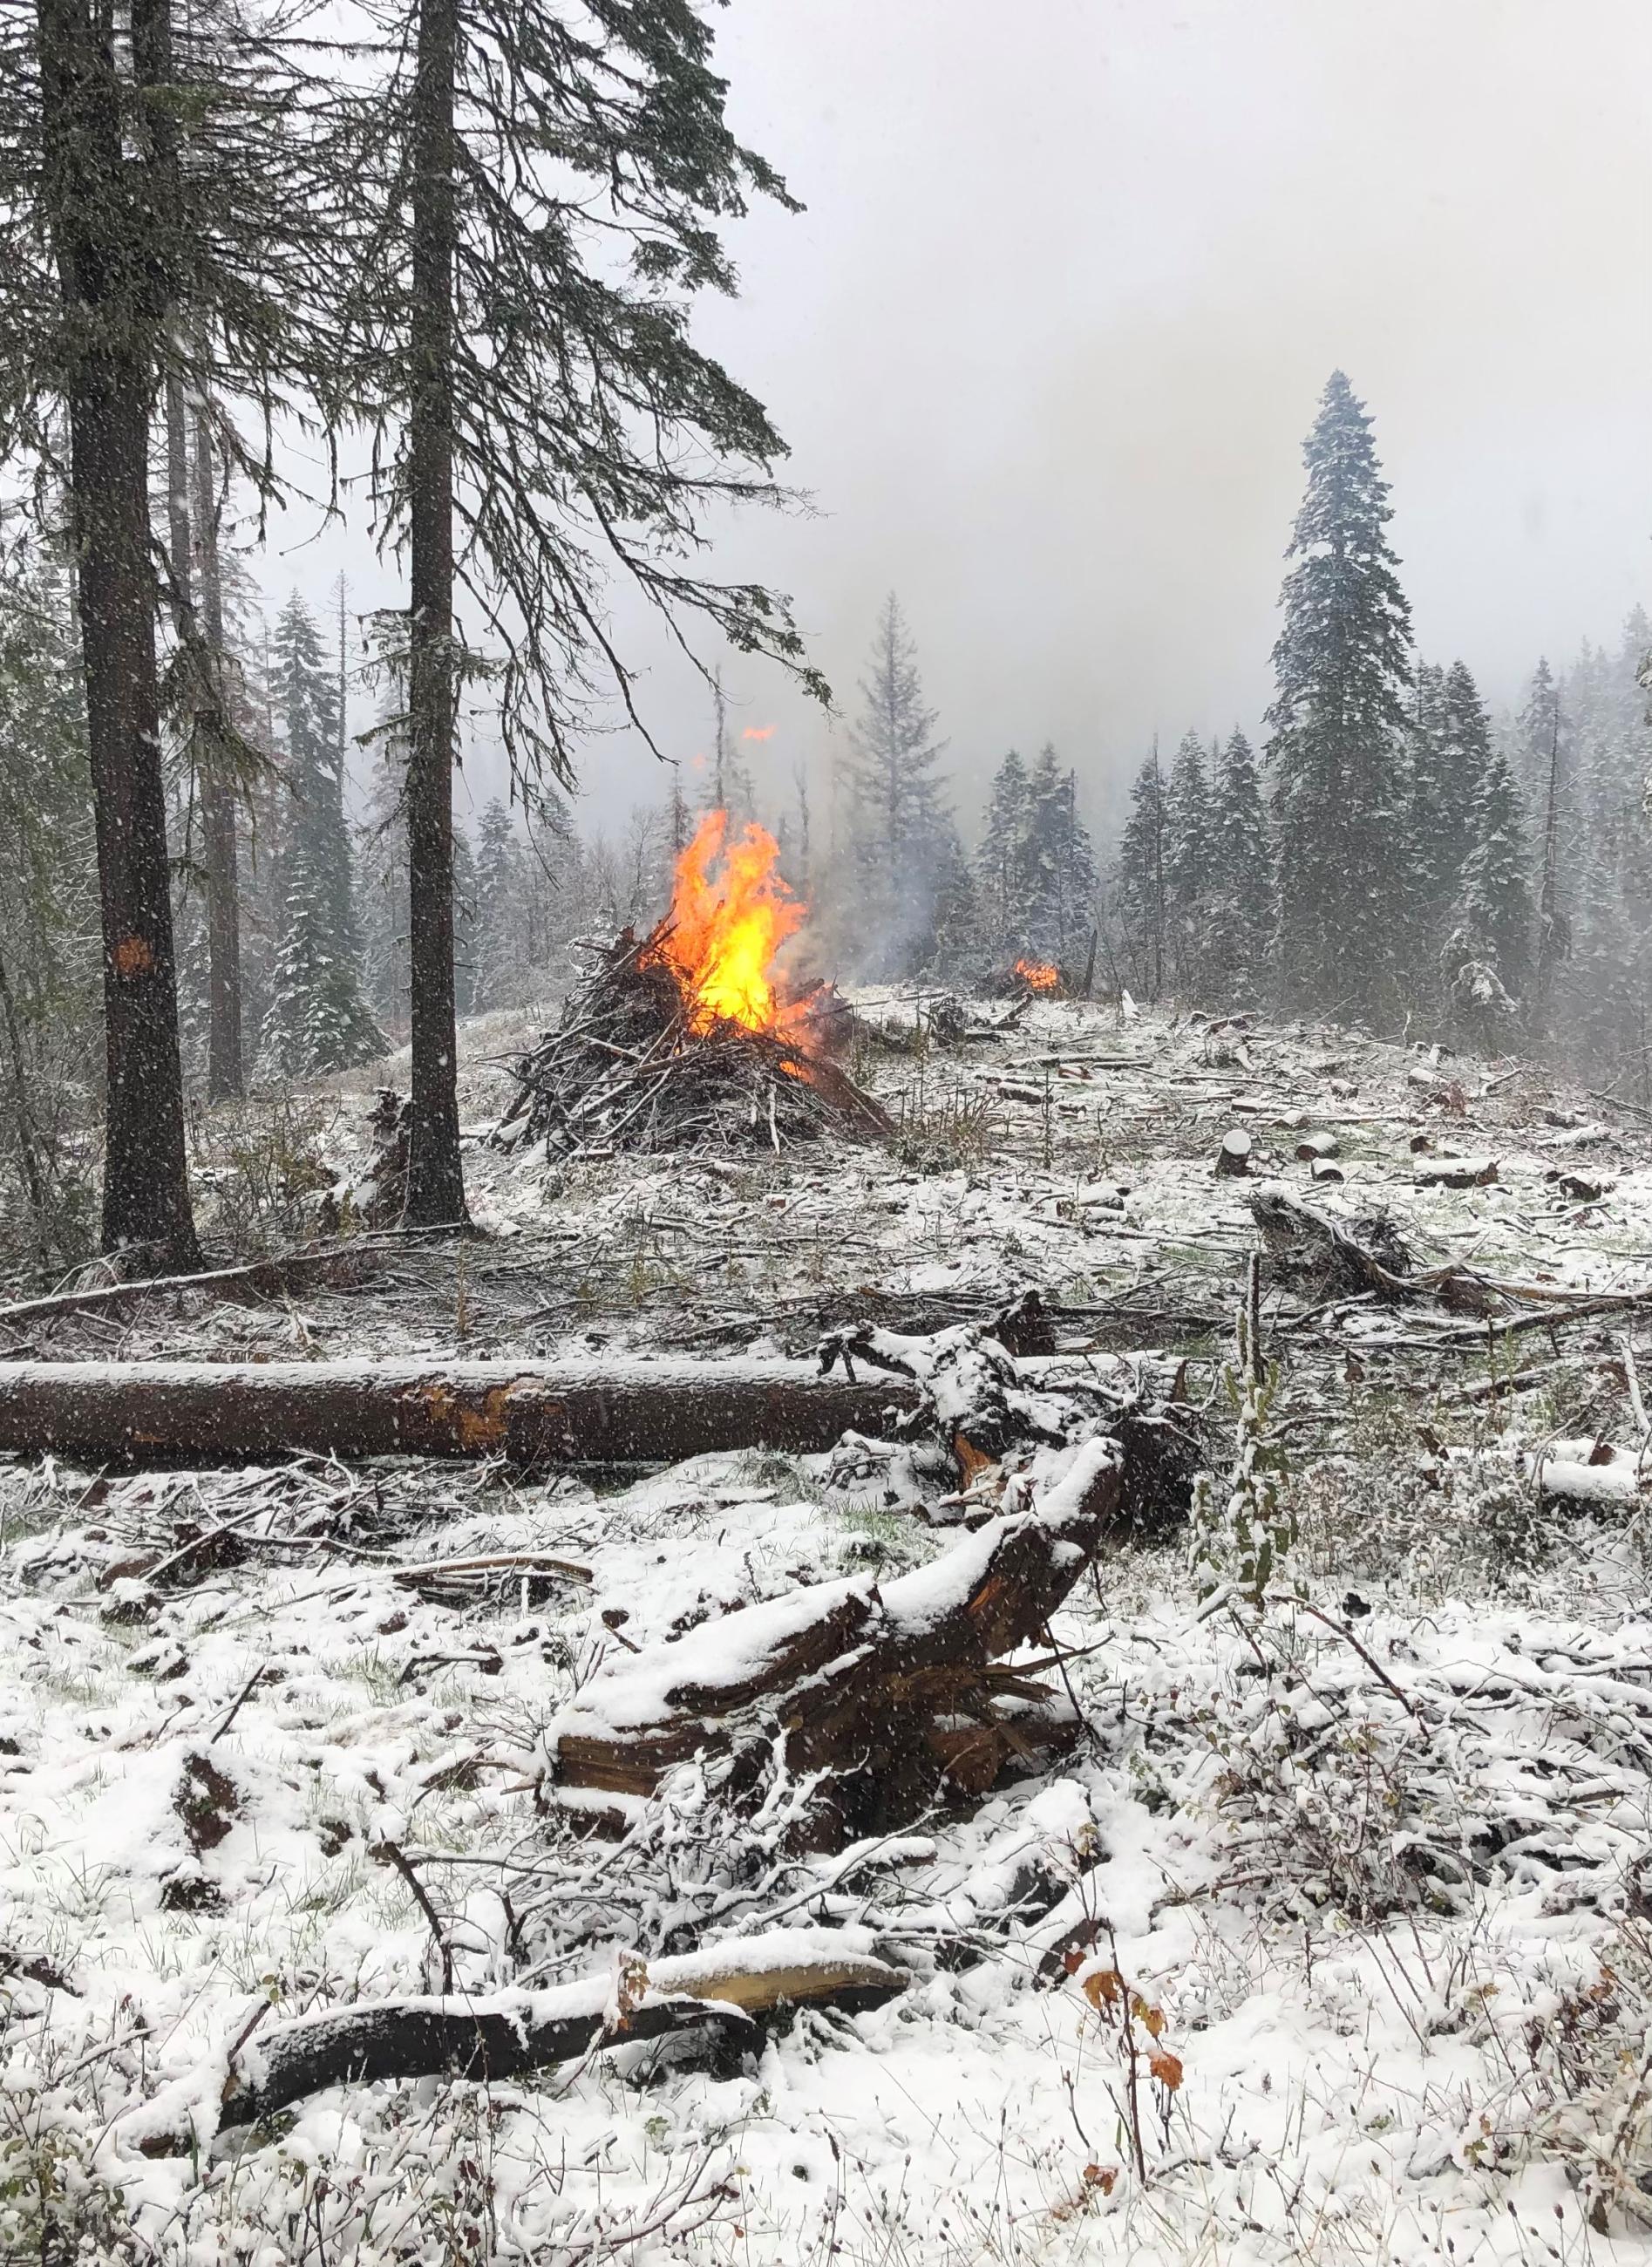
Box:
left=1214, top=1128, right=1253, bottom=1178
left=541, top=1439, right=1125, bottom=1846
left=0, top=1356, right=923, bottom=1467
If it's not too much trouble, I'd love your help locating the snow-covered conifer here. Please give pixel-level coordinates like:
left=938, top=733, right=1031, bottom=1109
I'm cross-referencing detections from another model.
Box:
left=1268, top=372, right=1413, bottom=1018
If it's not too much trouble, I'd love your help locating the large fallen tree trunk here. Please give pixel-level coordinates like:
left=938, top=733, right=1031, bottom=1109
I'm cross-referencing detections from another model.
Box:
left=133, top=1928, right=905, bottom=2154
left=543, top=1437, right=1124, bottom=1845
left=0, top=1358, right=922, bottom=1467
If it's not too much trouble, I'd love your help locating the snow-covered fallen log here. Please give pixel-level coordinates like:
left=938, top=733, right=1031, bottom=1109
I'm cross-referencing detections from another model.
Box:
left=543, top=1438, right=1124, bottom=1843
left=0, top=1357, right=922, bottom=1467
left=136, top=1929, right=906, bottom=2153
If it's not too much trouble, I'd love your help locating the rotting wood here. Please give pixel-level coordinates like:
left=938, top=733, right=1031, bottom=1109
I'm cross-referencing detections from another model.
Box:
left=136, top=1932, right=906, bottom=2152
left=542, top=1439, right=1125, bottom=1845
left=0, top=1358, right=923, bottom=1468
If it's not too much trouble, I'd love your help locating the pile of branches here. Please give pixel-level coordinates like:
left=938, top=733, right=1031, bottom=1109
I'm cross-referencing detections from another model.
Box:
left=500, top=931, right=889, bottom=1157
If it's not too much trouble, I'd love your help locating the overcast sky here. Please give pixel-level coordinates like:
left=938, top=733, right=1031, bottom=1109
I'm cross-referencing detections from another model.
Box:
left=280, top=0, right=1652, bottom=841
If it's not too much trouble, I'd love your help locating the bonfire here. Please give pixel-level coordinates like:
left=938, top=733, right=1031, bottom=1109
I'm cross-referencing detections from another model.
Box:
left=503, top=813, right=887, bottom=1157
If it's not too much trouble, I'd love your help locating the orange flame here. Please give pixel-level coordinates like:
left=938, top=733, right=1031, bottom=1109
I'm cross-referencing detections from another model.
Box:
left=1015, top=957, right=1059, bottom=992
left=647, top=811, right=806, bottom=1036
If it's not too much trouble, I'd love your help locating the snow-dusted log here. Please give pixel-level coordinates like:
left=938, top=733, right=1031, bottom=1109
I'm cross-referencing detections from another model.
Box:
left=0, top=1358, right=922, bottom=1467
left=137, top=1931, right=906, bottom=2151
left=543, top=1439, right=1125, bottom=1843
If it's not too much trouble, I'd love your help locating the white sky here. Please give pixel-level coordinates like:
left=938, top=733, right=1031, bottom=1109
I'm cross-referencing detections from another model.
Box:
left=261, top=0, right=1652, bottom=840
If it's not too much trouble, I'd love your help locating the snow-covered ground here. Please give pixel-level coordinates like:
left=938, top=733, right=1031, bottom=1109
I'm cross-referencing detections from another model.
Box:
left=4, top=996, right=1652, bottom=2262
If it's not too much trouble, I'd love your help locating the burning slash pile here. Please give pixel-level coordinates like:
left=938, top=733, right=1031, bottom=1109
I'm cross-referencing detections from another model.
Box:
left=504, top=814, right=889, bottom=1157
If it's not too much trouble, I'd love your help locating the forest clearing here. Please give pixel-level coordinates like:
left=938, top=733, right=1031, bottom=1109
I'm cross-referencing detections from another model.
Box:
left=3, top=984, right=1652, bottom=2261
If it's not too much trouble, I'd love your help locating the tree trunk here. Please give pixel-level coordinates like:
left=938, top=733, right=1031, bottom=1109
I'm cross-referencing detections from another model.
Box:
left=0, top=1357, right=924, bottom=1467
left=36, top=0, right=199, bottom=1268
left=190, top=417, right=244, bottom=1101
left=401, top=0, right=467, bottom=1227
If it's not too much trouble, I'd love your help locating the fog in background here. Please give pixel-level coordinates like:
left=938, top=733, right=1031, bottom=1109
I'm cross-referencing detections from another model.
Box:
left=263, top=0, right=1652, bottom=842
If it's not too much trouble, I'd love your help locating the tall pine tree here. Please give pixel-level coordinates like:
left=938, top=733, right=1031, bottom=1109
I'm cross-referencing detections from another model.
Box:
left=1164, top=730, right=1215, bottom=995
left=840, top=595, right=954, bottom=977
left=1023, top=745, right=1096, bottom=963
left=257, top=594, right=384, bottom=1078
left=1268, top=372, right=1413, bottom=1019
left=1114, top=745, right=1169, bottom=1000
left=976, top=749, right=1033, bottom=963
left=1204, top=729, right=1273, bottom=1004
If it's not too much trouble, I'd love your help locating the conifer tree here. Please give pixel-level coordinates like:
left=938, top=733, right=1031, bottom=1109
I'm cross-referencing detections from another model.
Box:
left=257, top=594, right=384, bottom=1079
left=1114, top=745, right=1169, bottom=1000
left=841, top=596, right=954, bottom=976
left=1164, top=731, right=1215, bottom=994
left=1023, top=745, right=1096, bottom=963
left=0, top=550, right=97, bottom=1271
left=1267, top=372, right=1413, bottom=1018
left=472, top=799, right=531, bottom=1012
left=451, top=823, right=479, bottom=1018
left=976, top=750, right=1034, bottom=963
left=1456, top=747, right=1533, bottom=1016
left=340, top=0, right=826, bottom=1225
left=1204, top=730, right=1274, bottom=1003
left=1525, top=658, right=1569, bottom=1032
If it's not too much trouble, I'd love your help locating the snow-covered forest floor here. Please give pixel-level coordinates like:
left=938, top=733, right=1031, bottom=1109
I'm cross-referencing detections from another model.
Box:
left=6, top=995, right=1652, bottom=2263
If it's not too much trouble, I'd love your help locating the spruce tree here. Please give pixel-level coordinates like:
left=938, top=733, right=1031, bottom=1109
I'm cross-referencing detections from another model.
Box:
left=1023, top=745, right=1097, bottom=963
left=841, top=596, right=954, bottom=976
left=1205, top=730, right=1274, bottom=1003
left=976, top=750, right=1034, bottom=963
left=472, top=800, right=531, bottom=1012
left=1114, top=745, right=1169, bottom=1000
left=1457, top=748, right=1533, bottom=1012
left=1267, top=372, right=1414, bottom=1019
left=0, top=550, right=97, bottom=1270
left=258, top=595, right=384, bottom=1079
left=1164, top=731, right=1215, bottom=994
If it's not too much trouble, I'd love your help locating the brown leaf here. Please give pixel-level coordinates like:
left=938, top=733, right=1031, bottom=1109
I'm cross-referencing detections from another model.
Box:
left=1082, top=1966, right=1122, bottom=2010
left=1149, top=2049, right=1183, bottom=2092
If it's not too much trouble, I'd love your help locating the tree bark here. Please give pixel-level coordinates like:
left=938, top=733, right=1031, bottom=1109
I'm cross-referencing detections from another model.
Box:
left=36, top=0, right=199, bottom=1268
left=401, top=0, right=468, bottom=1226
left=0, top=1358, right=923, bottom=1466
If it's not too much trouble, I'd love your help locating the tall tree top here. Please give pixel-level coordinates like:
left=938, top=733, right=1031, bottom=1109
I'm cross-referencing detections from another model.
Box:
left=1268, top=371, right=1412, bottom=728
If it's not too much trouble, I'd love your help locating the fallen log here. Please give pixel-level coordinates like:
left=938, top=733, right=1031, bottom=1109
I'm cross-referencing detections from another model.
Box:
left=0, top=1242, right=410, bottom=1338
left=0, top=1358, right=922, bottom=1468
left=544, top=1437, right=1124, bottom=1844
left=133, top=1929, right=905, bottom=2153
